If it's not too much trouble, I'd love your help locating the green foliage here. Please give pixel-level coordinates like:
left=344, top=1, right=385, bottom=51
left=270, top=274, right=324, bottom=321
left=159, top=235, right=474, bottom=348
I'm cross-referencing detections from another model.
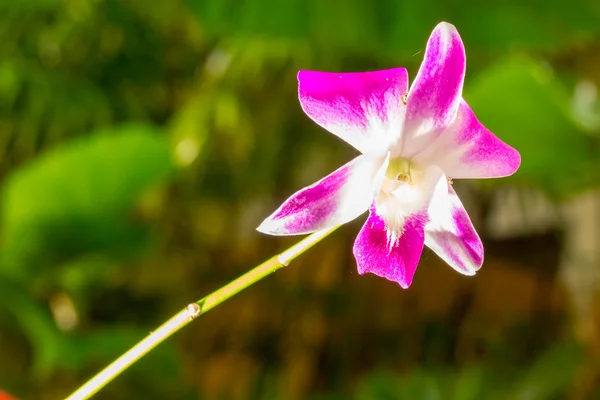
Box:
left=1, top=123, right=173, bottom=279
left=0, top=123, right=175, bottom=382
left=465, top=59, right=599, bottom=198
left=0, top=279, right=65, bottom=376
left=344, top=339, right=581, bottom=400
left=187, top=0, right=600, bottom=54
left=509, top=340, right=582, bottom=400
left=0, top=278, right=181, bottom=381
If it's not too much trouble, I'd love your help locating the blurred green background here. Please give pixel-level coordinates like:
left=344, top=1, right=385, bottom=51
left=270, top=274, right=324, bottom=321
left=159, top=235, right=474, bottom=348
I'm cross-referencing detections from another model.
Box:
left=0, top=0, right=599, bottom=399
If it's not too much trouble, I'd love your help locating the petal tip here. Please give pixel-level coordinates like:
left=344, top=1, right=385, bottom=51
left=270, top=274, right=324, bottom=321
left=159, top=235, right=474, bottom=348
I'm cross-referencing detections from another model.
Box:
left=297, top=69, right=310, bottom=85
left=353, top=211, right=425, bottom=290
left=355, top=263, right=414, bottom=289
left=256, top=214, right=298, bottom=236
left=434, top=21, right=458, bottom=34
left=506, top=148, right=522, bottom=176
left=395, top=275, right=413, bottom=289
left=399, top=281, right=411, bottom=289
left=459, top=253, right=483, bottom=276
left=430, top=20, right=464, bottom=51
left=403, top=22, right=466, bottom=153
left=256, top=217, right=282, bottom=235
left=486, top=145, right=522, bottom=178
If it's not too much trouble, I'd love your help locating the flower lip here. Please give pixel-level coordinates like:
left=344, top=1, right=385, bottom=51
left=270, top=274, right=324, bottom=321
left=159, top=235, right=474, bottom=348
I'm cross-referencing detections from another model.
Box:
left=379, top=156, right=416, bottom=199
left=384, top=157, right=412, bottom=182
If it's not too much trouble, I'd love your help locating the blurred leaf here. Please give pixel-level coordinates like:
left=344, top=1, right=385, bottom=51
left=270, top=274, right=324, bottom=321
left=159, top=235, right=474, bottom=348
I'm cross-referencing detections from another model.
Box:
left=398, top=370, right=444, bottom=400
left=465, top=58, right=598, bottom=198
left=0, top=61, right=21, bottom=108
left=186, top=0, right=600, bottom=54
left=186, top=0, right=309, bottom=39
left=0, top=0, right=60, bottom=12
left=0, top=278, right=182, bottom=381
left=0, top=280, right=65, bottom=376
left=355, top=369, right=449, bottom=400
left=451, top=1, right=600, bottom=53
left=453, top=366, right=484, bottom=400
left=57, top=255, right=117, bottom=306
left=354, top=370, right=402, bottom=400
left=0, top=123, right=174, bottom=277
left=509, top=340, right=582, bottom=400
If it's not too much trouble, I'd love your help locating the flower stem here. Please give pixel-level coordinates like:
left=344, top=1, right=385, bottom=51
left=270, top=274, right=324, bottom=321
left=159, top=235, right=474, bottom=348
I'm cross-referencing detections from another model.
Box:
left=65, top=226, right=339, bottom=400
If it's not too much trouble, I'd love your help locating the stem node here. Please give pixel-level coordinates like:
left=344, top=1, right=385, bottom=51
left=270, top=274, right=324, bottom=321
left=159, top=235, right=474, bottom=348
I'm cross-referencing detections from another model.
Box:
left=186, top=303, right=201, bottom=319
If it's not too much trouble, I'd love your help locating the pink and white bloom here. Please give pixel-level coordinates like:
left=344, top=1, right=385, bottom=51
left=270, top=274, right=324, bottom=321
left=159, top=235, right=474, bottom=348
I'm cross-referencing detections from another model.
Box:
left=257, top=22, right=520, bottom=288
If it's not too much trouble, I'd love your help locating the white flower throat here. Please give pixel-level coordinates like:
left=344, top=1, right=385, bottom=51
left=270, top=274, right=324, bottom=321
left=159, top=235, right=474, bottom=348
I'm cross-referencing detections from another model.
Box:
left=382, top=156, right=414, bottom=193
left=376, top=156, right=422, bottom=243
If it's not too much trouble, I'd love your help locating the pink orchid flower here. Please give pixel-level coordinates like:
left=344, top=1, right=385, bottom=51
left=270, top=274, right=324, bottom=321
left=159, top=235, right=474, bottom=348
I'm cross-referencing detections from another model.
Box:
left=257, top=22, right=520, bottom=288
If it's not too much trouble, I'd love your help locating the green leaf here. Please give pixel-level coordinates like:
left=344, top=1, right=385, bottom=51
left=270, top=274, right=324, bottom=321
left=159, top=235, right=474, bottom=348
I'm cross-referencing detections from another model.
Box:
left=465, top=58, right=598, bottom=198
left=0, top=123, right=174, bottom=277
left=0, top=279, right=66, bottom=376
left=453, top=366, right=485, bottom=400
left=509, top=340, right=582, bottom=400
left=398, top=370, right=444, bottom=400
left=0, top=277, right=181, bottom=380
left=354, top=370, right=402, bottom=400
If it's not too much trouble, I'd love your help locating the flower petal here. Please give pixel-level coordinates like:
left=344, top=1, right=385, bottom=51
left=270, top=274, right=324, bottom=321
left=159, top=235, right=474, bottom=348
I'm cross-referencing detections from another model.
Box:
left=257, top=153, right=388, bottom=235
left=424, top=184, right=483, bottom=275
left=413, top=100, right=521, bottom=179
left=298, top=69, right=408, bottom=154
left=353, top=166, right=447, bottom=288
left=402, top=22, right=466, bottom=157
left=353, top=208, right=426, bottom=289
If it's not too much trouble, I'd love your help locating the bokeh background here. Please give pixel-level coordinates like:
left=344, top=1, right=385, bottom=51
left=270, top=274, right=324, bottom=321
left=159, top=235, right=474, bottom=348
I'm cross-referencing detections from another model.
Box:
left=0, top=0, right=599, bottom=399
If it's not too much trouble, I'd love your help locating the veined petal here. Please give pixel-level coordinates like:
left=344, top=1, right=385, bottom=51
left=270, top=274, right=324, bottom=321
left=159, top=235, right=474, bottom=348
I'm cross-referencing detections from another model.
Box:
left=298, top=69, right=408, bottom=154
left=425, top=184, right=483, bottom=275
left=257, top=152, right=389, bottom=235
left=402, top=22, right=466, bottom=158
left=353, top=208, right=426, bottom=289
left=413, top=100, right=521, bottom=179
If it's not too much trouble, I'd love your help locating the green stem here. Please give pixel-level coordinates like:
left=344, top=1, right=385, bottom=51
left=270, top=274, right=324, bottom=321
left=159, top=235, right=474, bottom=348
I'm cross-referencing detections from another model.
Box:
left=65, top=226, right=339, bottom=400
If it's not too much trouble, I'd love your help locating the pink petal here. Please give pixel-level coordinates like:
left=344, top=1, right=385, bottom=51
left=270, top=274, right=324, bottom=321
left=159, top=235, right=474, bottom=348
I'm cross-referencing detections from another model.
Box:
left=402, top=22, right=466, bottom=158
left=353, top=208, right=427, bottom=289
left=352, top=165, right=446, bottom=288
left=257, top=153, right=388, bottom=235
left=425, top=184, right=483, bottom=275
left=298, top=69, right=409, bottom=154
left=413, top=100, right=520, bottom=179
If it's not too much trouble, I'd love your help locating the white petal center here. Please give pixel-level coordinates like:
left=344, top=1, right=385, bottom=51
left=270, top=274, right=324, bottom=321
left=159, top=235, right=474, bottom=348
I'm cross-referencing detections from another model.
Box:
left=375, top=157, right=425, bottom=243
